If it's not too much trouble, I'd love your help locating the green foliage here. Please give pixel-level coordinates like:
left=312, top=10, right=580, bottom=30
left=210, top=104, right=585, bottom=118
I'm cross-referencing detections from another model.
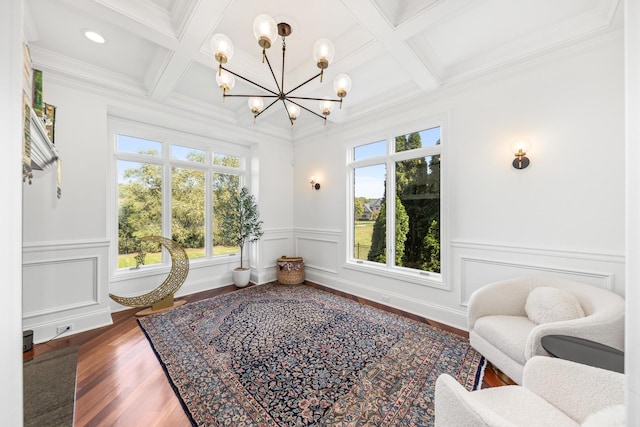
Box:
left=217, top=187, right=264, bottom=269
left=353, top=221, right=374, bottom=260
left=421, top=219, right=440, bottom=272
left=397, top=135, right=441, bottom=272
left=118, top=162, right=162, bottom=254
left=213, top=173, right=240, bottom=248
left=354, top=197, right=367, bottom=220
left=394, top=195, right=409, bottom=265
left=171, top=166, right=205, bottom=249
left=368, top=197, right=387, bottom=263
left=367, top=195, right=409, bottom=265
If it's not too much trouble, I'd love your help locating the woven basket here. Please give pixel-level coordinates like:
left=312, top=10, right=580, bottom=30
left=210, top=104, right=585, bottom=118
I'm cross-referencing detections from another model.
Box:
left=277, top=256, right=305, bottom=285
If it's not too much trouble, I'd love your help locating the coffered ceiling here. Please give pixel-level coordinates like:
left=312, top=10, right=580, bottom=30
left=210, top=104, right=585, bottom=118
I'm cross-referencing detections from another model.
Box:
left=24, top=0, right=622, bottom=137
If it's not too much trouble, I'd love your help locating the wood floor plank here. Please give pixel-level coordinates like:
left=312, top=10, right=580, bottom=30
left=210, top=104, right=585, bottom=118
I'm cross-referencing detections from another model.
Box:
left=23, top=282, right=506, bottom=426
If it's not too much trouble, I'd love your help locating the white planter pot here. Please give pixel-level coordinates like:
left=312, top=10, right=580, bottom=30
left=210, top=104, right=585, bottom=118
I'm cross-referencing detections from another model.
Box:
left=232, top=268, right=251, bottom=287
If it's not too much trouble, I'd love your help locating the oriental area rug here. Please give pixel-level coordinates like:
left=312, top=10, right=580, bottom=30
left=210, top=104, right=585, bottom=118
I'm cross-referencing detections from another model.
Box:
left=138, top=283, right=485, bottom=426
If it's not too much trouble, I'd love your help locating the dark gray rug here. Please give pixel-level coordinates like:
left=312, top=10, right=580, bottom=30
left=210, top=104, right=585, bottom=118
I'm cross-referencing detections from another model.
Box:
left=23, top=346, right=78, bottom=427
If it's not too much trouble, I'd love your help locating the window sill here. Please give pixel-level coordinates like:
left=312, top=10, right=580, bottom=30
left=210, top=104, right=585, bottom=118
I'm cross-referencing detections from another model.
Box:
left=343, top=260, right=449, bottom=290
left=111, top=253, right=241, bottom=282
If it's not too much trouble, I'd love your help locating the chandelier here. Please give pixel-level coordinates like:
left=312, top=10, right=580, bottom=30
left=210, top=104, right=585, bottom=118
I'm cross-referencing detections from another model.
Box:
left=210, top=14, right=352, bottom=126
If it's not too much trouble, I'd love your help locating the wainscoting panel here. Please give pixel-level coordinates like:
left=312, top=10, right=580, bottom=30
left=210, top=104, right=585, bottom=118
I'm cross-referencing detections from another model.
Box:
left=255, top=229, right=295, bottom=283
left=23, top=239, right=113, bottom=343
left=23, top=257, right=98, bottom=316
left=451, top=240, right=625, bottom=306
left=295, top=230, right=341, bottom=274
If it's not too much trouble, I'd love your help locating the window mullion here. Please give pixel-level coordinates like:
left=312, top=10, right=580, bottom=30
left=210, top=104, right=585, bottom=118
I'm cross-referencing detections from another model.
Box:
left=163, top=153, right=172, bottom=266
left=387, top=157, right=396, bottom=268
left=205, top=168, right=213, bottom=258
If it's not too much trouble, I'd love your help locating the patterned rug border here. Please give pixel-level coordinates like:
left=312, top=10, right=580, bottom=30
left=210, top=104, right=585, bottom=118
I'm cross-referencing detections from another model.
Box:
left=138, top=319, right=199, bottom=426
left=138, top=283, right=486, bottom=426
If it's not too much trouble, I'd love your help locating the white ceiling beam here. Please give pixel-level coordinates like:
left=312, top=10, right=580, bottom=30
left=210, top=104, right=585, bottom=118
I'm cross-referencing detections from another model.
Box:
left=391, top=0, right=477, bottom=41
left=145, top=0, right=234, bottom=102
left=338, top=0, right=441, bottom=90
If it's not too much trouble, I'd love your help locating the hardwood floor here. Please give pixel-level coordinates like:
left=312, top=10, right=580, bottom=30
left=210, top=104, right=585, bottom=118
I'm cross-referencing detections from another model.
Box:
left=24, top=282, right=508, bottom=426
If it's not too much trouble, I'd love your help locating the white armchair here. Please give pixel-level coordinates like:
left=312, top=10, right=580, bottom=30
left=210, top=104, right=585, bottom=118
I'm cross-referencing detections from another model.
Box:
left=467, top=276, right=624, bottom=384
left=435, top=356, right=625, bottom=427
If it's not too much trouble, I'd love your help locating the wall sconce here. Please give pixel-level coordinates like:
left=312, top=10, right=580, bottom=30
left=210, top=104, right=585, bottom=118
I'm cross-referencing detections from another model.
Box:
left=511, top=139, right=531, bottom=169
left=310, top=176, right=320, bottom=190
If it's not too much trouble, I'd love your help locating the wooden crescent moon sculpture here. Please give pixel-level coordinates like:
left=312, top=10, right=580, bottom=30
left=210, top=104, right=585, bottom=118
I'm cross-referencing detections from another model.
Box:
left=109, top=236, right=189, bottom=316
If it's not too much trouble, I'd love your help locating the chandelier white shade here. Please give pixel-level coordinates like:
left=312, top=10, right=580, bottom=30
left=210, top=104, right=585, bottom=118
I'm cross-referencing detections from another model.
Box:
left=209, top=33, right=234, bottom=63
left=210, top=13, right=352, bottom=126
left=333, top=74, right=352, bottom=98
left=248, top=97, right=264, bottom=114
left=313, top=39, right=335, bottom=70
left=319, top=98, right=334, bottom=116
left=252, top=14, right=278, bottom=49
left=215, top=70, right=235, bottom=92
left=287, top=103, right=301, bottom=121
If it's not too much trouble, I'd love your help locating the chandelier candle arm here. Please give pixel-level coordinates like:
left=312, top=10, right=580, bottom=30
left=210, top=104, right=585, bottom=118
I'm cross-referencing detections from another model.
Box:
left=286, top=95, right=342, bottom=103
left=280, top=39, right=286, bottom=96
left=283, top=99, right=294, bottom=126
left=253, top=98, right=281, bottom=120
left=219, top=65, right=279, bottom=96
left=288, top=99, right=329, bottom=123
left=284, top=71, right=324, bottom=97
left=264, top=51, right=284, bottom=95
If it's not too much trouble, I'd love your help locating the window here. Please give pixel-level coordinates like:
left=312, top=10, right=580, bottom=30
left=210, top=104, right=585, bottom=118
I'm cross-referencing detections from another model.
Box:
left=113, top=125, right=245, bottom=270
left=350, top=125, right=442, bottom=281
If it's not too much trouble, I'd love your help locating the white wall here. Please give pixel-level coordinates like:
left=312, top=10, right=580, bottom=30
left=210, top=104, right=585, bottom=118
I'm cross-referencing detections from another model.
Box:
left=21, top=72, right=295, bottom=342
left=294, top=33, right=625, bottom=329
left=625, top=0, right=640, bottom=420
left=1, top=0, right=24, bottom=424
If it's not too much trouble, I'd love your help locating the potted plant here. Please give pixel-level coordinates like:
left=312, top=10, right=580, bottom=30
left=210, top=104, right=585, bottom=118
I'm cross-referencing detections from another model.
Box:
left=219, top=187, right=264, bottom=287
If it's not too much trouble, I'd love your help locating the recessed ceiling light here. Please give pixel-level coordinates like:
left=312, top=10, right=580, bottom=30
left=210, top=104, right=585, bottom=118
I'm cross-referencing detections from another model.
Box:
left=84, top=30, right=105, bottom=44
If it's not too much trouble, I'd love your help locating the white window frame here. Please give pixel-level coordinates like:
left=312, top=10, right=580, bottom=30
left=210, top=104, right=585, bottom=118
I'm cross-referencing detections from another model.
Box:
left=345, top=114, right=448, bottom=290
left=108, top=117, right=249, bottom=278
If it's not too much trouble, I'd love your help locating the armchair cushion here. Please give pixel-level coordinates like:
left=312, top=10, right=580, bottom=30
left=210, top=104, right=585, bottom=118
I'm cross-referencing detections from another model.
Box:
left=473, top=315, right=536, bottom=365
left=525, top=287, right=585, bottom=324
left=581, top=405, right=625, bottom=427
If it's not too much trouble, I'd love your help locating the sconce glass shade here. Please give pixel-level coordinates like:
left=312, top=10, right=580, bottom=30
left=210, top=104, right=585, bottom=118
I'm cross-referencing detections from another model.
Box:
left=248, top=97, right=264, bottom=114
left=210, top=33, right=234, bottom=64
left=215, top=70, right=235, bottom=91
left=313, top=39, right=335, bottom=69
left=511, top=139, right=531, bottom=155
left=333, top=74, right=352, bottom=98
left=287, top=103, right=301, bottom=120
left=319, top=98, right=334, bottom=116
left=253, top=14, right=278, bottom=49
